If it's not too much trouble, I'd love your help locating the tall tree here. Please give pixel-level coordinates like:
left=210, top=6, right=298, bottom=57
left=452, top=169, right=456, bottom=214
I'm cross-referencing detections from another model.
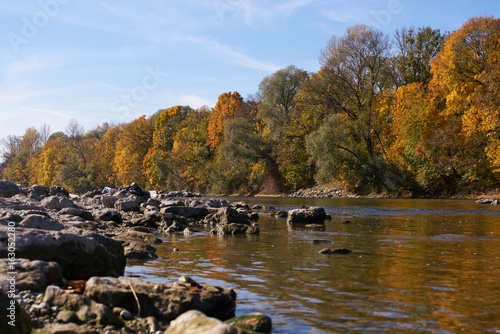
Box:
left=305, top=25, right=395, bottom=192
left=431, top=16, right=500, bottom=183
left=392, top=26, right=445, bottom=86
left=207, top=92, right=243, bottom=151
left=258, top=65, right=309, bottom=139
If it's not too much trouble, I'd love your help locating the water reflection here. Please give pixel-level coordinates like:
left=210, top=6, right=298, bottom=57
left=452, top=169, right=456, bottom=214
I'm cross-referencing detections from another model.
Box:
left=126, top=198, right=500, bottom=333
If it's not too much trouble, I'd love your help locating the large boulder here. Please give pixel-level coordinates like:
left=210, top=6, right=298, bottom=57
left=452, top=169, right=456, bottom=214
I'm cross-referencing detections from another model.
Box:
left=44, top=285, right=122, bottom=328
left=28, top=184, right=49, bottom=200
left=165, top=310, right=256, bottom=334
left=114, top=195, right=143, bottom=212
left=58, top=207, right=94, bottom=221
left=160, top=206, right=209, bottom=219
left=113, top=229, right=159, bottom=260
left=100, top=195, right=118, bottom=208
left=0, top=180, right=22, bottom=198
left=18, top=214, right=64, bottom=231
left=212, top=224, right=259, bottom=235
left=0, top=287, right=32, bottom=334
left=0, top=226, right=126, bottom=280
left=41, top=196, right=76, bottom=211
left=0, top=258, right=62, bottom=292
left=286, top=206, right=327, bottom=224
left=84, top=276, right=236, bottom=321
left=206, top=207, right=251, bottom=226
left=94, top=209, right=122, bottom=223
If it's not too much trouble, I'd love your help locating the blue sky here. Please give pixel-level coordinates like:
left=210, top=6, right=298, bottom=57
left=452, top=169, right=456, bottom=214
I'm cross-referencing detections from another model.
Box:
left=0, top=0, right=499, bottom=139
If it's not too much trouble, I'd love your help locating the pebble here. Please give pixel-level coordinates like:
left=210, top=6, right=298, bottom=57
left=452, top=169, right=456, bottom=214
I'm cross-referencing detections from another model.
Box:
left=120, top=309, right=133, bottom=320
left=178, top=275, right=193, bottom=284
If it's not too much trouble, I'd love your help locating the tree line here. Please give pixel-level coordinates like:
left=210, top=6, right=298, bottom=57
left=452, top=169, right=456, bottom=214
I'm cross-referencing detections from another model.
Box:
left=2, top=17, right=499, bottom=196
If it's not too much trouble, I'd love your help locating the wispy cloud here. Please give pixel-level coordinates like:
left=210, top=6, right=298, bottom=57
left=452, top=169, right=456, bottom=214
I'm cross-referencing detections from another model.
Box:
left=178, top=35, right=280, bottom=72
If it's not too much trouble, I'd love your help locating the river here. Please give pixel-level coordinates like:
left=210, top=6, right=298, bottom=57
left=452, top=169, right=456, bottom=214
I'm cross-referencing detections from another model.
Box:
left=126, top=197, right=500, bottom=333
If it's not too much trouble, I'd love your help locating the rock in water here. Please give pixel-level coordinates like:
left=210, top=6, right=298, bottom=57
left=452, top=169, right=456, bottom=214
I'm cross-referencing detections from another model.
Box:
left=318, top=248, right=352, bottom=255
left=0, top=226, right=126, bottom=280
left=165, top=310, right=256, bottom=334
left=287, top=206, right=327, bottom=224
left=226, top=313, right=272, bottom=333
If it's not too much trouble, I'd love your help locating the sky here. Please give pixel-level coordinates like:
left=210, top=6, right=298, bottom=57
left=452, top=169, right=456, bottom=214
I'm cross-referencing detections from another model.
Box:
left=0, top=0, right=499, bottom=139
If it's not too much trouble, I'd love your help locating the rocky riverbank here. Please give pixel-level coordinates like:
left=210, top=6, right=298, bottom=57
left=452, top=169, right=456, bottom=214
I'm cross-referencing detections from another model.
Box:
left=286, top=185, right=349, bottom=198
left=0, top=180, right=334, bottom=333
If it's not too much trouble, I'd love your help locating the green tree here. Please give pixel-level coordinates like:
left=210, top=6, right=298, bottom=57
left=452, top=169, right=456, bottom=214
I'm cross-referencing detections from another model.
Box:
left=392, top=26, right=445, bottom=87
left=305, top=25, right=396, bottom=193
left=258, top=65, right=309, bottom=140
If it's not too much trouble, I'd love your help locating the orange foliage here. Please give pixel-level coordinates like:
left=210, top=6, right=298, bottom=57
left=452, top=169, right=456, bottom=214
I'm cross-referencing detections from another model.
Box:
left=207, top=92, right=243, bottom=151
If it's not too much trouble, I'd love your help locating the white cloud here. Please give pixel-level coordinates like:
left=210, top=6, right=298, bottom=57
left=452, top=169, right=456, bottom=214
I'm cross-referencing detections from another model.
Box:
left=178, top=94, right=215, bottom=108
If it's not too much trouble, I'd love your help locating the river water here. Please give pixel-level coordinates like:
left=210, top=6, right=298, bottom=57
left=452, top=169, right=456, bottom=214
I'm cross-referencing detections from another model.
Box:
left=126, top=197, right=500, bottom=333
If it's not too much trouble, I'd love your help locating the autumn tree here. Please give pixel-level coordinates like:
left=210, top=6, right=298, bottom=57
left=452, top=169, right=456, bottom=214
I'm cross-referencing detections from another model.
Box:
left=114, top=115, right=154, bottom=187
left=34, top=134, right=66, bottom=186
left=2, top=127, right=46, bottom=185
left=207, top=92, right=243, bottom=151
left=88, top=124, right=122, bottom=188
left=170, top=107, right=211, bottom=191
left=144, top=106, right=191, bottom=188
left=431, top=16, right=500, bottom=185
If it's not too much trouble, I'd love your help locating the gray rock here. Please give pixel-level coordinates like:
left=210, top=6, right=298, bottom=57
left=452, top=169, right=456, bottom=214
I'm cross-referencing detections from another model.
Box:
left=0, top=226, right=126, bottom=280
left=84, top=276, right=236, bottom=321
left=59, top=207, right=94, bottom=221
left=212, top=223, right=259, bottom=235
left=44, top=285, right=122, bottom=328
left=160, top=199, right=185, bottom=207
left=165, top=310, right=255, bottom=334
left=113, top=229, right=159, bottom=260
left=100, top=195, right=118, bottom=208
left=287, top=206, right=327, bottom=224
left=49, top=186, right=70, bottom=197
left=160, top=206, right=209, bottom=219
left=206, top=207, right=251, bottom=226
left=226, top=313, right=272, bottom=333
left=18, top=214, right=64, bottom=231
left=41, top=196, right=76, bottom=211
left=28, top=184, right=50, bottom=200
left=0, top=180, right=22, bottom=198
left=56, top=310, right=80, bottom=323
left=206, top=199, right=231, bottom=208
left=94, top=209, right=122, bottom=223
left=114, top=195, right=143, bottom=212
left=0, top=258, right=62, bottom=292
left=43, top=323, right=100, bottom=334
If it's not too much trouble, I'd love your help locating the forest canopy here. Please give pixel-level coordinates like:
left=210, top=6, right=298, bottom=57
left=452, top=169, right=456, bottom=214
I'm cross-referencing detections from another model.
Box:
left=2, top=17, right=500, bottom=196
